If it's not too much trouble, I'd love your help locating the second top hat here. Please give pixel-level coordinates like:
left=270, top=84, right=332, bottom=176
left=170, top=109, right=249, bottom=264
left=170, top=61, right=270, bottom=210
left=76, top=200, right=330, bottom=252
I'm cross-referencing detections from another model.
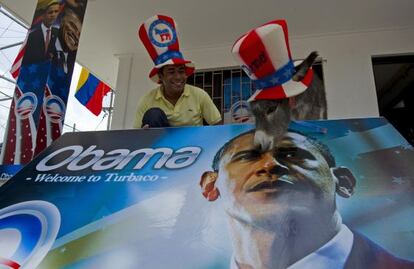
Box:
left=232, top=19, right=314, bottom=101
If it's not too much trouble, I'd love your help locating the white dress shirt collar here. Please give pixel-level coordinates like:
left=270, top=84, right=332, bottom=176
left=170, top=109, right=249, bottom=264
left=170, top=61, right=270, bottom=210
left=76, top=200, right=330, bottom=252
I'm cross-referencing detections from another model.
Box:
left=230, top=224, right=354, bottom=269
left=41, top=23, right=50, bottom=42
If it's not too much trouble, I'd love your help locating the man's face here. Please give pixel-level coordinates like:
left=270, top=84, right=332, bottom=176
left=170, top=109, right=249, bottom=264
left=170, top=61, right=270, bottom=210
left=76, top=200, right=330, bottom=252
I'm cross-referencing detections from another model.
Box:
left=159, top=64, right=187, bottom=96
left=216, top=132, right=336, bottom=225
left=61, top=11, right=82, bottom=51
left=43, top=4, right=60, bottom=27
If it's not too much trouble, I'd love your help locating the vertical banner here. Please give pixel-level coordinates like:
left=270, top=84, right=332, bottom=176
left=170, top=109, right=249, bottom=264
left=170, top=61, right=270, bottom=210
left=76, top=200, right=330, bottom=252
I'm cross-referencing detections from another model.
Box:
left=1, top=0, right=88, bottom=165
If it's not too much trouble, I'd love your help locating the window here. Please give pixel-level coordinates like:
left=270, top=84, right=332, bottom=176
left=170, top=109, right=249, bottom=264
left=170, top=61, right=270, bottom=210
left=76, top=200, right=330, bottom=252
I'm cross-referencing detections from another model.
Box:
left=187, top=60, right=325, bottom=124
left=372, top=55, right=414, bottom=145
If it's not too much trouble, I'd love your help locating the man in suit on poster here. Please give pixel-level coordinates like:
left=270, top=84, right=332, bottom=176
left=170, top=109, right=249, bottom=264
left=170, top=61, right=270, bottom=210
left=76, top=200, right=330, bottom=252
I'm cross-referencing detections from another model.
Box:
left=200, top=129, right=414, bottom=269
left=22, top=1, right=60, bottom=65
left=51, top=7, right=83, bottom=75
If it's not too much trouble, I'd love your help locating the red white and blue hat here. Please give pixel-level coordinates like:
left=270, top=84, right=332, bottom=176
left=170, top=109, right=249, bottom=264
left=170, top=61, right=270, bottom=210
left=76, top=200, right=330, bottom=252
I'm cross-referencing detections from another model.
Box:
left=138, top=15, right=195, bottom=83
left=232, top=19, right=314, bottom=101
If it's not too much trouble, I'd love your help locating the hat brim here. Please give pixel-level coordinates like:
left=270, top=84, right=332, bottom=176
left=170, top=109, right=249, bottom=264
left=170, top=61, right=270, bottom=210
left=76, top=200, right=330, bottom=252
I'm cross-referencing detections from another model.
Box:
left=149, top=59, right=195, bottom=83
left=248, top=67, right=314, bottom=101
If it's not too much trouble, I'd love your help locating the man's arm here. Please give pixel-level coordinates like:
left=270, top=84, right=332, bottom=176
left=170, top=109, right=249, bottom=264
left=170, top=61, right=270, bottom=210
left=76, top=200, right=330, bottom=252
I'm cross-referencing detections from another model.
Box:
left=200, top=91, right=222, bottom=125
left=133, top=98, right=148, bottom=128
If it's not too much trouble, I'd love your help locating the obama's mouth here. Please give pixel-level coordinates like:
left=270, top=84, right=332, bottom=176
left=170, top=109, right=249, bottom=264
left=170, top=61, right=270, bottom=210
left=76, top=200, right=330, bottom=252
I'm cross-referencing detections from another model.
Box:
left=246, top=178, right=294, bottom=193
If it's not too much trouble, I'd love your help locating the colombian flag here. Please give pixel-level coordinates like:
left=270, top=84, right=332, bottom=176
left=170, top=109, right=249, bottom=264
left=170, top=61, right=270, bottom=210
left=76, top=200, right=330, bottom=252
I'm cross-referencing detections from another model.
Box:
left=75, top=68, right=111, bottom=116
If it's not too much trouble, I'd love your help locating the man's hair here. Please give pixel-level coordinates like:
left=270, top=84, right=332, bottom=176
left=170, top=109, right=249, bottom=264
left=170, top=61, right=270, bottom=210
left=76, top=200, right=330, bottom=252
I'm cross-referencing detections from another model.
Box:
left=44, top=2, right=59, bottom=12
left=158, top=66, right=165, bottom=75
left=62, top=7, right=81, bottom=22
left=212, top=129, right=336, bottom=171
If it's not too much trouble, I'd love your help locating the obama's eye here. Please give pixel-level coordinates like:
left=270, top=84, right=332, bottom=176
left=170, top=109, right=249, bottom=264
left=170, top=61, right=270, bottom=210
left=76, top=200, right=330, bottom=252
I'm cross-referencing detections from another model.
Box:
left=231, top=150, right=262, bottom=162
left=275, top=147, right=316, bottom=163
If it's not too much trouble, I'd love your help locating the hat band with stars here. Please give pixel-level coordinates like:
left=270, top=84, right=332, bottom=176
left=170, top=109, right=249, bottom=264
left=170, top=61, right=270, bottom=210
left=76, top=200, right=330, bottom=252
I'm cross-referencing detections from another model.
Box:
left=253, top=60, right=294, bottom=89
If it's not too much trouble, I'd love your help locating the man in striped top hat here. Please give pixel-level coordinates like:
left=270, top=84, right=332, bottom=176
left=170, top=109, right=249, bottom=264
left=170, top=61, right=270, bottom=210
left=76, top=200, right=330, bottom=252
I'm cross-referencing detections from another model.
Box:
left=133, top=15, right=221, bottom=128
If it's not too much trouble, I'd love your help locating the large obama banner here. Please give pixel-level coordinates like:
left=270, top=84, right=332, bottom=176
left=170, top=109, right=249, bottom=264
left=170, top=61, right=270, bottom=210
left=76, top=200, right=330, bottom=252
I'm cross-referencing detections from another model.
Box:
left=0, top=118, right=413, bottom=268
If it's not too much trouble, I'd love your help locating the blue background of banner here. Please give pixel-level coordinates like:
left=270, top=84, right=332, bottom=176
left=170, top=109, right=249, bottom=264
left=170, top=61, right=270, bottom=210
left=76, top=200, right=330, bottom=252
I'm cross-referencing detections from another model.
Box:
left=0, top=118, right=413, bottom=268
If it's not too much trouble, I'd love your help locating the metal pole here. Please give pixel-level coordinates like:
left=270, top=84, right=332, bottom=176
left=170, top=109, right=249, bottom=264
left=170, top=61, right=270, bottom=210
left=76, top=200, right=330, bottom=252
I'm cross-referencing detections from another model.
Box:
left=0, top=41, right=23, bottom=51
left=106, top=90, right=114, bottom=130
left=0, top=74, right=16, bottom=84
left=0, top=7, right=29, bottom=29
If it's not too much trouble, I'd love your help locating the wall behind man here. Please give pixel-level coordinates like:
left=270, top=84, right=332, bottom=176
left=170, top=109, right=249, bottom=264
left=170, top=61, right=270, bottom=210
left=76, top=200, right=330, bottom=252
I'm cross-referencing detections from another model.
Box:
left=111, top=27, right=414, bottom=129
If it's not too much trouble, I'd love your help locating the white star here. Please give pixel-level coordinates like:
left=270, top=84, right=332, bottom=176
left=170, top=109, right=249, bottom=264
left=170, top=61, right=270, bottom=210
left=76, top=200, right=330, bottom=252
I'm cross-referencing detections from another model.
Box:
left=270, top=77, right=280, bottom=84
left=284, top=69, right=292, bottom=78
left=392, top=177, right=405, bottom=185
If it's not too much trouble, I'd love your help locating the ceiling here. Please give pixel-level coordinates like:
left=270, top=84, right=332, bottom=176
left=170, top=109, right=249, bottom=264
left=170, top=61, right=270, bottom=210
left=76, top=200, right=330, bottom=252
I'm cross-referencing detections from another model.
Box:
left=1, top=0, right=414, bottom=87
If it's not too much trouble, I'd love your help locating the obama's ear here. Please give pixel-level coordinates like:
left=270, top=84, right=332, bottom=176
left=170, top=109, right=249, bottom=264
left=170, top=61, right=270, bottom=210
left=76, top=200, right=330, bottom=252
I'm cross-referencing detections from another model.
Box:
left=200, top=171, right=220, bottom=202
left=331, top=166, right=356, bottom=198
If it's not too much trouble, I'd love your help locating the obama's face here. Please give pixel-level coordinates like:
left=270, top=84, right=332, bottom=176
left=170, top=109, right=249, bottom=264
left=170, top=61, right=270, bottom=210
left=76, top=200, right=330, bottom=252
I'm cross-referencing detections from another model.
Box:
left=214, top=132, right=337, bottom=225
left=43, top=3, right=60, bottom=27
left=61, top=10, right=82, bottom=51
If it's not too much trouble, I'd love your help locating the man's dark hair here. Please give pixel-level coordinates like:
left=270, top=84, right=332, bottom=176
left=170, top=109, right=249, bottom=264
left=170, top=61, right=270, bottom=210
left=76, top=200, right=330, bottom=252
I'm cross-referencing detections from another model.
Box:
left=47, top=2, right=59, bottom=9
left=212, top=129, right=336, bottom=171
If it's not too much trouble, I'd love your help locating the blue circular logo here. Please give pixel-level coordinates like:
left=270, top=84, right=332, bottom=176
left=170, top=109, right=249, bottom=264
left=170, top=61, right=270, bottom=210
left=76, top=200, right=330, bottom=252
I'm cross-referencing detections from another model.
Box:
left=149, top=19, right=177, bottom=47
left=44, top=95, right=65, bottom=123
left=231, top=100, right=252, bottom=123
left=0, top=201, right=60, bottom=268
left=15, top=93, right=38, bottom=119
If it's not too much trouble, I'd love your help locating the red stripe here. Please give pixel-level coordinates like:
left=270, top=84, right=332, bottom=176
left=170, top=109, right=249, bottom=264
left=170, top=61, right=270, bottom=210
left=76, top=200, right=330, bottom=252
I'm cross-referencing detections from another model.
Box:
left=301, top=69, right=314, bottom=87
left=34, top=109, right=47, bottom=156
left=11, top=68, right=20, bottom=80
left=0, top=257, right=20, bottom=269
left=10, top=41, right=26, bottom=79
left=239, top=30, right=276, bottom=78
left=20, top=116, right=33, bottom=164
left=85, top=82, right=111, bottom=116
left=138, top=23, right=158, bottom=61
left=51, top=122, right=61, bottom=140
left=262, top=20, right=292, bottom=59
left=1, top=98, right=17, bottom=164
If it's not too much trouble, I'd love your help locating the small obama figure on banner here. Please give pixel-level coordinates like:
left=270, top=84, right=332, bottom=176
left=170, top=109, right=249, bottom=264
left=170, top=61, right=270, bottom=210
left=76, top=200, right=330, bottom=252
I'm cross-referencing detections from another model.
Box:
left=22, top=0, right=60, bottom=65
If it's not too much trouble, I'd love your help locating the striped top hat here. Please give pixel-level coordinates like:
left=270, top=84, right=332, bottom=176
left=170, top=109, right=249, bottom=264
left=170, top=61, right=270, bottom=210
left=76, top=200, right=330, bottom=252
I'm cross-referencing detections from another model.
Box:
left=138, top=15, right=195, bottom=83
left=232, top=19, right=313, bottom=101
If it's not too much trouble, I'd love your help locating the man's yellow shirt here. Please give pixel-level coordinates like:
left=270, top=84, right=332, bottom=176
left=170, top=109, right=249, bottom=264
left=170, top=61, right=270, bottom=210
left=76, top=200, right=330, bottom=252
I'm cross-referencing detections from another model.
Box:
left=133, top=84, right=222, bottom=128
